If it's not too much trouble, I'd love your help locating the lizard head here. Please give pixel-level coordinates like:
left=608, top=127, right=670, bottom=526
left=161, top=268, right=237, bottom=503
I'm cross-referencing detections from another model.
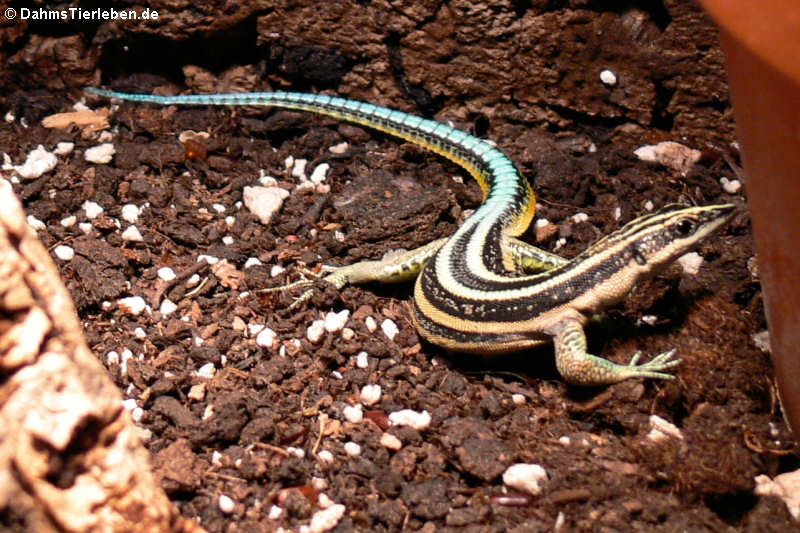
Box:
left=617, top=202, right=736, bottom=272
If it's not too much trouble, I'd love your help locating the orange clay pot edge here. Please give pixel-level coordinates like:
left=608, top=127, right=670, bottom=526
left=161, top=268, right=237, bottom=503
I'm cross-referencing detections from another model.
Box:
left=699, top=1, right=800, bottom=435
left=697, top=0, right=800, bottom=83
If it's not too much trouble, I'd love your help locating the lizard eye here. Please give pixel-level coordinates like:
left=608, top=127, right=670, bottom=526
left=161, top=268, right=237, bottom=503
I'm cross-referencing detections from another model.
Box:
left=676, top=218, right=694, bottom=236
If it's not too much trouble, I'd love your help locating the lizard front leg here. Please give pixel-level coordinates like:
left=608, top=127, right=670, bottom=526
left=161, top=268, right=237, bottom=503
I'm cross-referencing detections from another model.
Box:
left=548, top=317, right=681, bottom=386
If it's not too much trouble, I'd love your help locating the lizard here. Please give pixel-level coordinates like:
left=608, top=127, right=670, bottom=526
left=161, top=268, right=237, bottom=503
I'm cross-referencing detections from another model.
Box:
left=88, top=87, right=735, bottom=386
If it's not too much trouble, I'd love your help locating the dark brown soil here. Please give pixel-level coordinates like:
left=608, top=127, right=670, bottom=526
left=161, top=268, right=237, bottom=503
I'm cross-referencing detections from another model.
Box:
left=2, top=1, right=797, bottom=531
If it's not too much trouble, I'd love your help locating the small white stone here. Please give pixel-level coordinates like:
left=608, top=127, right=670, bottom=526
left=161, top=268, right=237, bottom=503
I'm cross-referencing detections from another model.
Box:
left=121, top=398, right=137, bottom=411
left=329, top=142, right=349, bottom=154
left=308, top=504, right=346, bottom=533
left=389, top=409, right=431, bottom=430
left=60, top=215, right=77, bottom=227
left=268, top=265, right=285, bottom=277
left=211, top=451, right=224, bottom=467
left=331, top=370, right=343, bottom=380
left=324, top=310, right=350, bottom=332
left=333, top=230, right=346, bottom=242
left=121, top=225, right=144, bottom=242
left=243, top=185, right=290, bottom=225
left=131, top=407, right=144, bottom=422
left=268, top=505, right=283, bottom=520
left=14, top=145, right=58, bottom=179
left=82, top=200, right=104, bottom=219
left=599, top=69, right=617, bottom=85
left=134, top=327, right=146, bottom=339
left=318, top=493, right=335, bottom=509
left=218, top=495, right=235, bottom=514
left=644, top=200, right=654, bottom=211
left=317, top=450, right=335, bottom=464
left=259, top=171, right=279, bottom=187
left=381, top=319, right=399, bottom=340
left=159, top=298, right=178, bottom=316
left=502, top=463, right=548, bottom=495
left=511, top=393, right=526, bottom=405
left=78, top=222, right=92, bottom=234
left=157, top=267, right=176, bottom=281
left=287, top=447, right=305, bottom=459
left=84, top=142, right=116, bottom=164
left=309, top=163, right=330, bottom=184
left=647, top=415, right=684, bottom=442
left=379, top=433, right=402, bottom=451
left=754, top=469, right=800, bottom=520
left=571, top=212, right=589, bottom=224
left=225, top=215, right=235, bottom=226
left=307, top=320, right=326, bottom=343
left=720, top=176, right=742, bottom=194
left=535, top=218, right=550, bottom=228
left=203, top=405, right=214, bottom=420
left=26, top=215, right=46, bottom=230
left=344, top=441, right=361, bottom=456
left=121, top=204, right=140, bottom=223
left=343, top=404, right=363, bottom=423
left=222, top=235, right=234, bottom=245
left=291, top=158, right=308, bottom=179
left=341, top=327, right=355, bottom=340
left=244, top=257, right=262, bottom=268
left=197, top=254, right=219, bottom=265
left=558, top=436, right=571, bottom=446
left=355, top=351, right=369, bottom=368
left=640, top=315, right=658, bottom=326
left=186, top=273, right=201, bottom=287
left=106, top=351, right=120, bottom=365
left=188, top=383, right=206, bottom=401
left=256, top=327, right=278, bottom=348
left=197, top=362, right=216, bottom=379
left=311, top=477, right=329, bottom=491
left=677, top=251, right=704, bottom=275
left=364, top=316, right=377, bottom=332
left=613, top=206, right=622, bottom=220
left=211, top=203, right=226, bottom=213
left=360, top=384, right=382, bottom=406
left=555, top=512, right=566, bottom=530
left=118, top=296, right=147, bottom=316
left=633, top=141, right=701, bottom=175
left=4, top=111, right=15, bottom=122
left=752, top=330, right=771, bottom=353
left=294, top=180, right=315, bottom=194
left=53, top=245, right=74, bottom=261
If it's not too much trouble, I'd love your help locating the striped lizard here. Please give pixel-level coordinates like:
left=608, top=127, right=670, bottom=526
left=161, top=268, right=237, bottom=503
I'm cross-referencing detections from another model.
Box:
left=88, top=88, right=735, bottom=386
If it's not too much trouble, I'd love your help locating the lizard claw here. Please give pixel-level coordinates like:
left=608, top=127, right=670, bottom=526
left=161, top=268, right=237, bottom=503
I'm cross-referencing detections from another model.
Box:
left=258, top=274, right=318, bottom=309
left=624, top=348, right=681, bottom=380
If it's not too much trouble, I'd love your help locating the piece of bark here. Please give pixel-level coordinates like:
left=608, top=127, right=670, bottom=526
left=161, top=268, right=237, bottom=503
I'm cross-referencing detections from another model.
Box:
left=0, top=179, right=202, bottom=532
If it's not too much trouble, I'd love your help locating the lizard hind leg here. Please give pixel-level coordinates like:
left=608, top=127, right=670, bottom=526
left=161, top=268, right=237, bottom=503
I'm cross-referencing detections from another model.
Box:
left=505, top=237, right=568, bottom=273
left=260, top=237, right=448, bottom=310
